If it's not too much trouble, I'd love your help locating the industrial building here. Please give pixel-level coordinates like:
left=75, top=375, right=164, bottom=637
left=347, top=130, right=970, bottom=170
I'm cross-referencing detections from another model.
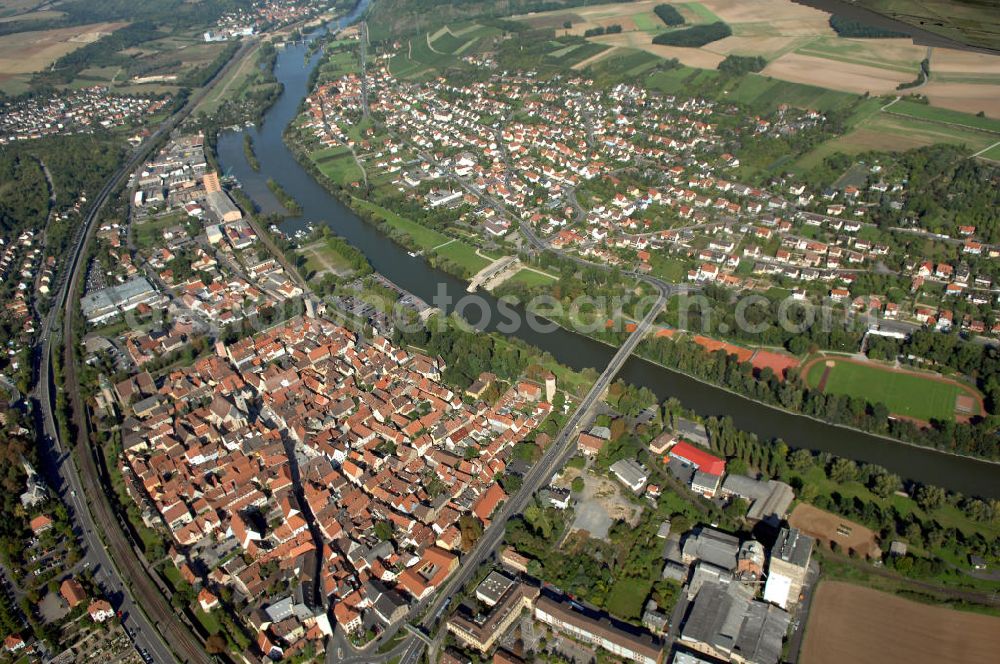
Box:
left=680, top=580, right=789, bottom=664
left=763, top=527, right=814, bottom=610
left=80, top=277, right=159, bottom=324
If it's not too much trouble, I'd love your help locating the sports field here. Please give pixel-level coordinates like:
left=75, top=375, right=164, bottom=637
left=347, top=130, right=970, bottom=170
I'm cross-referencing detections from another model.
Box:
left=298, top=239, right=357, bottom=278
left=802, top=581, right=1000, bottom=664
left=805, top=357, right=982, bottom=421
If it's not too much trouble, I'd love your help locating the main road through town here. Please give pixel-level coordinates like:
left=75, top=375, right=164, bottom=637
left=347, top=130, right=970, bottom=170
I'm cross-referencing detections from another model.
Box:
left=219, top=0, right=1000, bottom=499
left=32, top=36, right=261, bottom=664
left=328, top=273, right=670, bottom=664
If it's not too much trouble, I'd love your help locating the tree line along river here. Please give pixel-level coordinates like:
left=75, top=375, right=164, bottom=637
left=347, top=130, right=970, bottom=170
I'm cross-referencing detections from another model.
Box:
left=215, top=5, right=1000, bottom=498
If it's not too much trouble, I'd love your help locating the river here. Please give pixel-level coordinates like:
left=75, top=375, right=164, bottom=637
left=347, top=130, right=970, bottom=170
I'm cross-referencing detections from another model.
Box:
left=216, top=1, right=1000, bottom=498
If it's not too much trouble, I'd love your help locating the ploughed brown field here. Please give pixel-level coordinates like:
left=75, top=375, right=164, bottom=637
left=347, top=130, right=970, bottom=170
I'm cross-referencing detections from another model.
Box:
left=802, top=581, right=1000, bottom=664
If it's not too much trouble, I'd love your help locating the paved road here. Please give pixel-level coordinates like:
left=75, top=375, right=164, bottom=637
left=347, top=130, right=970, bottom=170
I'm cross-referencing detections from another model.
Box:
left=32, top=37, right=259, bottom=664
left=329, top=255, right=671, bottom=664
left=325, top=143, right=698, bottom=664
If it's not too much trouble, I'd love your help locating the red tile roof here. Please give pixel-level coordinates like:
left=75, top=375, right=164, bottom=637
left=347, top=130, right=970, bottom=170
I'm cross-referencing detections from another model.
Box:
left=472, top=483, right=507, bottom=525
left=668, top=441, right=726, bottom=476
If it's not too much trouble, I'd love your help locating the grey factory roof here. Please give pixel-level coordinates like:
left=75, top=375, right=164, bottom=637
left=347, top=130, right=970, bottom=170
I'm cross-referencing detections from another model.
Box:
left=682, top=527, right=740, bottom=571
left=681, top=580, right=789, bottom=664
left=722, top=474, right=772, bottom=501
left=81, top=277, right=157, bottom=321
left=771, top=527, right=814, bottom=568
left=722, top=475, right=795, bottom=523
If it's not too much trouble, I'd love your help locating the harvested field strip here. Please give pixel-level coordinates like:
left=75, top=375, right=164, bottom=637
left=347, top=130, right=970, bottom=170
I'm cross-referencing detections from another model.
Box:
left=930, top=72, right=1000, bottom=84
left=554, top=42, right=610, bottom=67
left=794, top=47, right=918, bottom=74
left=453, top=38, right=478, bottom=55
left=450, top=23, right=484, bottom=37
left=801, top=581, right=1000, bottom=664
left=557, top=44, right=615, bottom=69
left=549, top=43, right=582, bottom=59
left=885, top=99, right=1000, bottom=133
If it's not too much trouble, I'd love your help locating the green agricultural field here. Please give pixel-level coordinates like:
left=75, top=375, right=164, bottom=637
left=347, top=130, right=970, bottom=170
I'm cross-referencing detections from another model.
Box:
left=794, top=109, right=998, bottom=170
left=548, top=41, right=609, bottom=67
left=806, top=359, right=980, bottom=421
left=320, top=49, right=359, bottom=78
left=430, top=29, right=467, bottom=54
left=886, top=100, right=1000, bottom=133
left=677, top=2, right=722, bottom=24
left=389, top=32, right=466, bottom=79
left=646, top=65, right=704, bottom=93
left=646, top=66, right=858, bottom=114
left=729, top=76, right=858, bottom=113
left=586, top=48, right=662, bottom=84
left=977, top=142, right=1000, bottom=162
left=632, top=12, right=662, bottom=33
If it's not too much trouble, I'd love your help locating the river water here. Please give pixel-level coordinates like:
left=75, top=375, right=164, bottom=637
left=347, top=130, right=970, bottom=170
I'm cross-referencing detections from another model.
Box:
left=216, top=1, right=1000, bottom=498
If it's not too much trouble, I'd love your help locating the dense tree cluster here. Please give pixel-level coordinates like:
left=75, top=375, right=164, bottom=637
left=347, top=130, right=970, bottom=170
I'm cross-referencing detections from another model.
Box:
left=828, top=15, right=908, bottom=38
left=0, top=155, right=48, bottom=233
left=266, top=178, right=304, bottom=215
left=718, top=54, right=767, bottom=74
left=395, top=316, right=530, bottom=386
left=652, top=22, right=731, bottom=47
left=890, top=146, right=1000, bottom=242
left=897, top=58, right=930, bottom=90
left=653, top=4, right=685, bottom=27
left=583, top=24, right=622, bottom=37
left=505, top=498, right=685, bottom=621
left=666, top=284, right=866, bottom=353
